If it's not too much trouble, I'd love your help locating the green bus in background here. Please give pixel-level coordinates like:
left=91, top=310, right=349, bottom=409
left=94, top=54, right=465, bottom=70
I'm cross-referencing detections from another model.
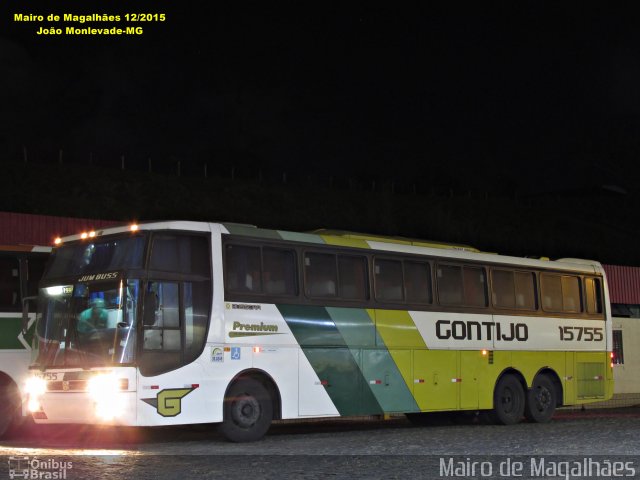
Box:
left=0, top=245, right=50, bottom=438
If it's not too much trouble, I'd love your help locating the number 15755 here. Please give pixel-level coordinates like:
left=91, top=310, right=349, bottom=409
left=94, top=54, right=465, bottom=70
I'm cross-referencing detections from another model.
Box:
left=558, top=326, right=603, bottom=341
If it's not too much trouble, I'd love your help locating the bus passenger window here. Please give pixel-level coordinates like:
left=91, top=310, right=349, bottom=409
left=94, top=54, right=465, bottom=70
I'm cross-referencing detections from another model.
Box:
left=492, top=269, right=536, bottom=310
left=541, top=273, right=581, bottom=313
left=585, top=277, right=603, bottom=314
left=375, top=259, right=403, bottom=302
left=463, top=266, right=487, bottom=307
left=514, top=271, right=536, bottom=310
left=437, top=264, right=463, bottom=305
left=492, top=269, right=515, bottom=308
left=338, top=255, right=368, bottom=300
left=404, top=261, right=432, bottom=304
left=540, top=274, right=563, bottom=311
left=263, top=248, right=297, bottom=296
left=226, top=245, right=262, bottom=294
left=305, top=253, right=337, bottom=297
left=562, top=276, right=581, bottom=313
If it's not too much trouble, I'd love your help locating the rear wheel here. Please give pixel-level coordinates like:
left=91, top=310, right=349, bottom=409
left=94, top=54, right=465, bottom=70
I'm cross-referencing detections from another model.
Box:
left=219, top=378, right=273, bottom=442
left=491, top=374, right=525, bottom=425
left=525, top=375, right=556, bottom=423
left=0, top=381, right=21, bottom=439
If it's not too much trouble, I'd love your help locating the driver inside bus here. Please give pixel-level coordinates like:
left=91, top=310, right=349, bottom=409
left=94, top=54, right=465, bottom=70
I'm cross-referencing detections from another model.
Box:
left=78, top=298, right=108, bottom=333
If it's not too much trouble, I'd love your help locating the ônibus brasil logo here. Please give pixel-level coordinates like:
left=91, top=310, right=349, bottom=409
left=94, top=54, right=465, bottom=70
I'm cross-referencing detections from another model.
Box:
left=8, top=457, right=72, bottom=479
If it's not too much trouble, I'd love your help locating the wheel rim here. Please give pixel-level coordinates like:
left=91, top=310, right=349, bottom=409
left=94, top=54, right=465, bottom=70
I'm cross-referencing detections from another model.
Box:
left=534, top=386, right=552, bottom=413
left=502, top=387, right=515, bottom=413
left=230, top=394, right=261, bottom=428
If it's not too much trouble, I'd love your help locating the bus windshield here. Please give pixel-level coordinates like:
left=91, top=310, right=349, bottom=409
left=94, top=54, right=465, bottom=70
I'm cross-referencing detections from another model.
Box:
left=45, top=235, right=146, bottom=279
left=32, top=278, right=139, bottom=368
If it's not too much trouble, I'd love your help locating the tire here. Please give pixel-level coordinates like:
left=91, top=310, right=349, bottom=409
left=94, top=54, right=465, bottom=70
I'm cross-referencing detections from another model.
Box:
left=525, top=375, right=556, bottom=423
left=219, top=378, right=273, bottom=442
left=490, top=374, right=525, bottom=425
left=0, top=381, right=21, bottom=439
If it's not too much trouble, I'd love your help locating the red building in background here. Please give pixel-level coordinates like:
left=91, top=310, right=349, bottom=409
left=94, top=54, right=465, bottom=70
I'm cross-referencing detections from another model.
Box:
left=0, top=211, right=118, bottom=247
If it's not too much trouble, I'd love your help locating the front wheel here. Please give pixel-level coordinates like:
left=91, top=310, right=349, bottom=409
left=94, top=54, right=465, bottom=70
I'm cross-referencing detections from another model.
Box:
left=525, top=375, right=556, bottom=423
left=490, top=374, right=525, bottom=425
left=0, top=381, right=21, bottom=439
left=219, top=378, right=273, bottom=442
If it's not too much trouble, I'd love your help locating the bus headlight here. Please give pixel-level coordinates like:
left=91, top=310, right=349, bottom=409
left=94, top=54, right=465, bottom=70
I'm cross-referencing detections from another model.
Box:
left=87, top=373, right=126, bottom=420
left=25, top=376, right=47, bottom=412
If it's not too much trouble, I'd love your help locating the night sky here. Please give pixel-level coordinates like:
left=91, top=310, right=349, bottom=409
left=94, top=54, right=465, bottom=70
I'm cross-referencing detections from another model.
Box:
left=4, top=2, right=640, bottom=194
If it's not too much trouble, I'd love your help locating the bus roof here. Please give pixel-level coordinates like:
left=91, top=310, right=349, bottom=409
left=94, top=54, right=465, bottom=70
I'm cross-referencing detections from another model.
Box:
left=55, top=220, right=603, bottom=274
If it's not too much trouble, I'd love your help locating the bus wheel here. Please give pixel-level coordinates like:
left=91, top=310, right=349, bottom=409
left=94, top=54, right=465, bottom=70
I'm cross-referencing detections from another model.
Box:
left=525, top=375, right=556, bottom=423
left=0, top=381, right=20, bottom=439
left=219, top=378, right=273, bottom=442
left=491, top=374, right=525, bottom=425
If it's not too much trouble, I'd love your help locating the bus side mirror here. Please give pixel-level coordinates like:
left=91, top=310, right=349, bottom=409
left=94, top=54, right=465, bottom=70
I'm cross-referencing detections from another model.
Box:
left=21, top=296, right=37, bottom=336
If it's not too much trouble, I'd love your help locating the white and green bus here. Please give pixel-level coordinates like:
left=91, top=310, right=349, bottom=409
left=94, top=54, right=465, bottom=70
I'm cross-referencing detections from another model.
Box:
left=0, top=244, right=50, bottom=438
left=25, top=221, right=613, bottom=442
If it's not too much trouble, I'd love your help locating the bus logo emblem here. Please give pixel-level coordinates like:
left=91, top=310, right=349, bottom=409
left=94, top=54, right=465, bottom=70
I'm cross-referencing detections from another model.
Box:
left=141, top=387, right=197, bottom=417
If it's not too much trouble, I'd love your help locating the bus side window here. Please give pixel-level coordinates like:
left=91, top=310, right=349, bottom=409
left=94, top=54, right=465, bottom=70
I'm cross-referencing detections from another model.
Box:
left=492, top=269, right=536, bottom=310
left=437, top=264, right=463, bottom=306
left=338, top=255, right=368, bottom=300
left=561, top=276, right=582, bottom=313
left=404, top=261, right=432, bottom=304
left=463, top=266, right=487, bottom=307
left=305, top=252, right=337, bottom=297
left=374, top=259, right=403, bottom=302
left=585, top=277, right=603, bottom=315
left=492, top=269, right=515, bottom=308
left=263, top=248, right=297, bottom=296
left=226, top=245, right=262, bottom=294
left=514, top=271, right=537, bottom=310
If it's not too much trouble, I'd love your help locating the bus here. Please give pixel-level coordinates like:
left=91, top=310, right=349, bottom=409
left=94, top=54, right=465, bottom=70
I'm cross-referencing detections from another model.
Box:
left=24, top=221, right=613, bottom=442
left=0, top=245, right=50, bottom=438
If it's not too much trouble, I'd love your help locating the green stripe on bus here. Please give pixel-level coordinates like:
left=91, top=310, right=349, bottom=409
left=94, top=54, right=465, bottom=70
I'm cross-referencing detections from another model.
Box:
left=278, top=231, right=326, bottom=244
left=277, top=304, right=382, bottom=416
left=326, top=308, right=419, bottom=413
left=0, top=316, right=24, bottom=349
left=223, top=224, right=283, bottom=239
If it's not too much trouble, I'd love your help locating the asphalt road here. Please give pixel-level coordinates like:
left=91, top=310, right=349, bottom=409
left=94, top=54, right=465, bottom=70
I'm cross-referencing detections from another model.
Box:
left=1, top=409, right=639, bottom=479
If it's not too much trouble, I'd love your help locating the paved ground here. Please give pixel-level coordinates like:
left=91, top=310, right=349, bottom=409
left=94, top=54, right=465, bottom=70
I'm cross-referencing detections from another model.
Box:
left=1, top=408, right=639, bottom=479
